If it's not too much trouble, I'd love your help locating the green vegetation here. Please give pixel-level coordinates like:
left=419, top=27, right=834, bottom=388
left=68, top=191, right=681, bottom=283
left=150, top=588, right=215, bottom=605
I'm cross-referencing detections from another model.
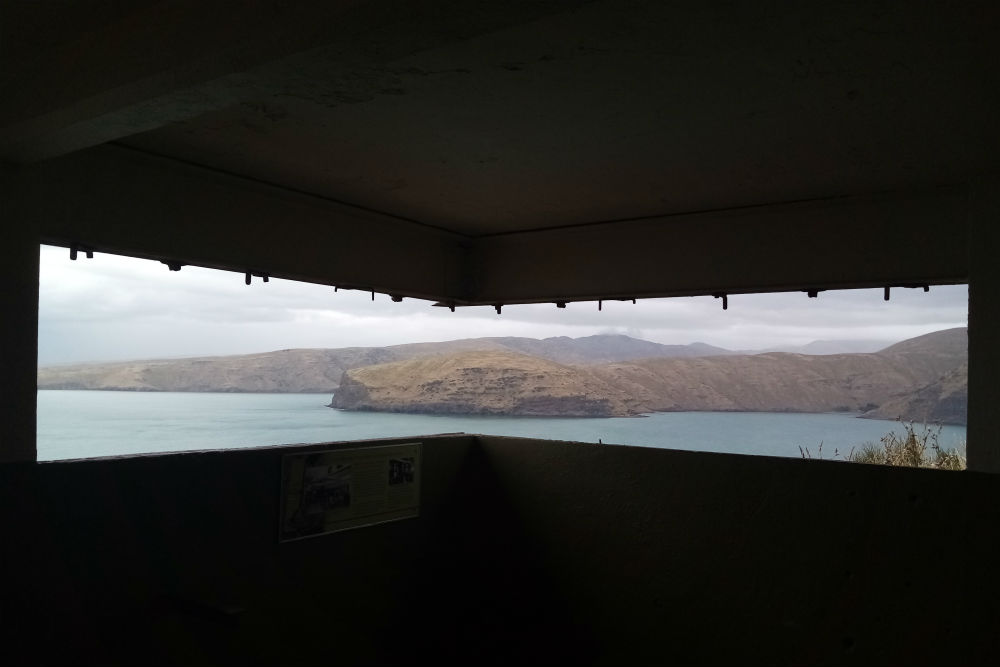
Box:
left=800, top=421, right=966, bottom=470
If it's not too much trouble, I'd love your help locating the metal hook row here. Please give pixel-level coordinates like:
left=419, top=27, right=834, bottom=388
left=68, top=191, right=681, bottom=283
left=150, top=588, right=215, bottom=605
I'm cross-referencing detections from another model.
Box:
left=473, top=285, right=934, bottom=314
left=66, top=245, right=934, bottom=312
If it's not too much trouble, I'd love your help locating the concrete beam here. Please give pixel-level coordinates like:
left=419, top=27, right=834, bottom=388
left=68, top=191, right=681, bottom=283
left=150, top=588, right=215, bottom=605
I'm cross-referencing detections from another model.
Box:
left=0, top=193, right=39, bottom=463
left=470, top=188, right=970, bottom=304
left=967, top=176, right=1000, bottom=473
left=0, top=0, right=592, bottom=163
left=9, top=144, right=971, bottom=307
left=4, top=144, right=468, bottom=302
left=0, top=1, right=349, bottom=161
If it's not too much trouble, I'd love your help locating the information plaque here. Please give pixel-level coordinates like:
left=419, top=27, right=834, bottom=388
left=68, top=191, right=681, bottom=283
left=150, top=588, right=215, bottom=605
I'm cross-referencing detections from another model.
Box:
left=279, top=442, right=421, bottom=542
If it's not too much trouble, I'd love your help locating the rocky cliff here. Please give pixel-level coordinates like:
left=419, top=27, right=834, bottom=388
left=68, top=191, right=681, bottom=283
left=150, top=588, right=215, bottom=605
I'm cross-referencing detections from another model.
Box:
left=332, top=350, right=636, bottom=417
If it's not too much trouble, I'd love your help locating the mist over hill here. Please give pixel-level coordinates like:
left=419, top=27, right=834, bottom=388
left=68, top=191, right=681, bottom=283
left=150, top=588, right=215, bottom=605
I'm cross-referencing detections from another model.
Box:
left=746, top=339, right=896, bottom=355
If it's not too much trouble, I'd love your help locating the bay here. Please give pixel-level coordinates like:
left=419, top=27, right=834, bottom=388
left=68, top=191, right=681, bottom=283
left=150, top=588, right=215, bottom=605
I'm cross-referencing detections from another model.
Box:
left=36, top=390, right=967, bottom=462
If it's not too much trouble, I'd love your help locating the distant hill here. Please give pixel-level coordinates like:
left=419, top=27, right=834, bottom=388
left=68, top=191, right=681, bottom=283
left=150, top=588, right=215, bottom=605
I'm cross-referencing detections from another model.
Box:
left=36, top=334, right=731, bottom=392
left=333, top=328, right=968, bottom=421
left=37, top=348, right=382, bottom=394
left=876, top=327, right=969, bottom=378
left=38, top=329, right=968, bottom=424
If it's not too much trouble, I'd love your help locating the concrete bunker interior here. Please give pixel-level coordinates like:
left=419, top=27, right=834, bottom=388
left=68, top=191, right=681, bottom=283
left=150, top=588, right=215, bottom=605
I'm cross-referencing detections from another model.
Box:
left=2, top=2, right=999, bottom=664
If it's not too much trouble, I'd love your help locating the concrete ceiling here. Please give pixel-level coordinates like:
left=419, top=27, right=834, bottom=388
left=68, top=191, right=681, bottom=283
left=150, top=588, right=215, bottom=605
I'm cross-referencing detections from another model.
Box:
left=3, top=1, right=998, bottom=238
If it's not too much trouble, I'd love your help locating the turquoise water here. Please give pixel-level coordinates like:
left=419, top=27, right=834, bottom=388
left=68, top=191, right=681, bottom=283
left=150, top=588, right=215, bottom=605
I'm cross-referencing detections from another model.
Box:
left=36, top=390, right=968, bottom=462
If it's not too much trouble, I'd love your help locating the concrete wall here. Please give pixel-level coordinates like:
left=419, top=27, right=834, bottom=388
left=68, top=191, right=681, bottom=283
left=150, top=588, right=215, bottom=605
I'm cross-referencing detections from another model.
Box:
left=479, top=435, right=1000, bottom=665
left=2, top=433, right=996, bottom=665
left=0, top=435, right=583, bottom=665
left=0, top=190, right=39, bottom=463
left=473, top=187, right=970, bottom=303
left=5, top=146, right=467, bottom=303
left=967, top=177, right=1000, bottom=472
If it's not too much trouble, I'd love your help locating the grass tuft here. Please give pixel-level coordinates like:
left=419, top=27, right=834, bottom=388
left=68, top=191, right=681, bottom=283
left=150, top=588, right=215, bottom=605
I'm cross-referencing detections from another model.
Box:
left=801, top=420, right=966, bottom=470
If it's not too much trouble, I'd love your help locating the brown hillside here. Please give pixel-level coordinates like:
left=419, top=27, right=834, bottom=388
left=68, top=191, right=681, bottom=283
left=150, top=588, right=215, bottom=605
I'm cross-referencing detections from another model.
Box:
left=332, top=350, right=636, bottom=417
left=333, top=329, right=968, bottom=418
left=592, top=352, right=944, bottom=414
left=863, top=362, right=968, bottom=425
left=37, top=349, right=374, bottom=393
left=875, top=327, right=967, bottom=380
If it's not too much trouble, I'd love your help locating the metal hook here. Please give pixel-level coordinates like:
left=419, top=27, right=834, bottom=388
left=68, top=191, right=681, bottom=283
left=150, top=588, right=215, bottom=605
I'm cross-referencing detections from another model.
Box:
left=884, top=286, right=891, bottom=301
left=494, top=304, right=502, bottom=315
left=712, top=293, right=728, bottom=310
left=69, top=243, right=94, bottom=260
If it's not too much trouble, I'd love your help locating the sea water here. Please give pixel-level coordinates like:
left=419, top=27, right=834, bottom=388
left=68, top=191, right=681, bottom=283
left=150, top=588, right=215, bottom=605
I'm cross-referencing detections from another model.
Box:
left=36, top=390, right=968, bottom=462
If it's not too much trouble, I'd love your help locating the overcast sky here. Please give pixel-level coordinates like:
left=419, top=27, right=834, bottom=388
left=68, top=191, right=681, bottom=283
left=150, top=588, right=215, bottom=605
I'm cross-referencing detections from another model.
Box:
left=37, top=244, right=968, bottom=365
